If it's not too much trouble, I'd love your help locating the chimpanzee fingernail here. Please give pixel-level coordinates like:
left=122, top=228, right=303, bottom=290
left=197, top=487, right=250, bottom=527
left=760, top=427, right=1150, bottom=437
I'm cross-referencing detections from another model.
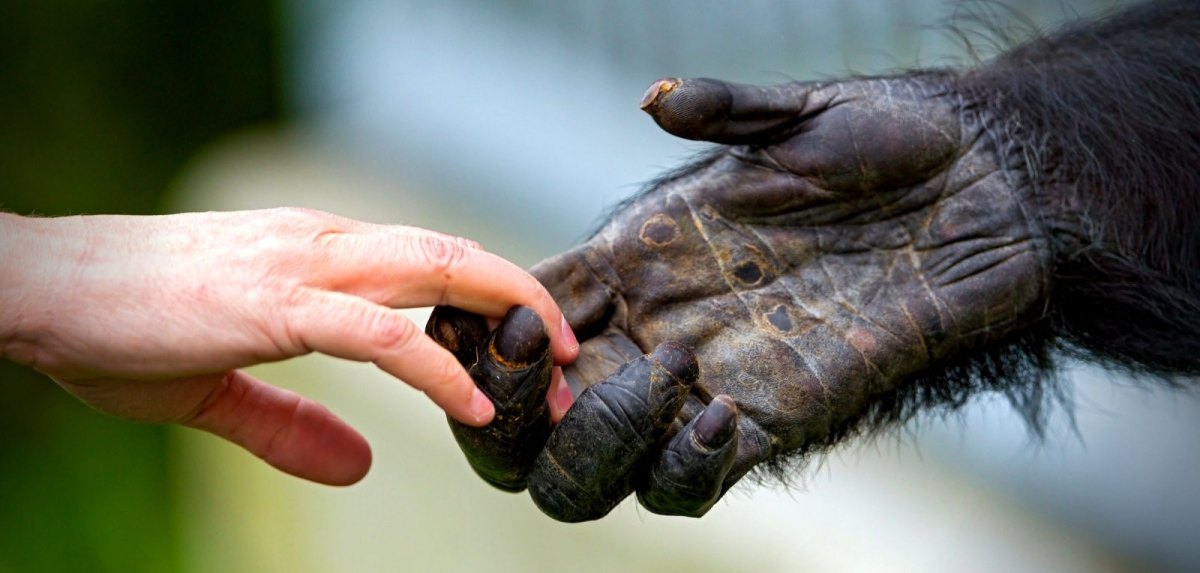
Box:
left=640, top=78, right=680, bottom=110
left=693, top=395, right=738, bottom=448
left=492, top=306, right=549, bottom=367
left=650, top=341, right=699, bottom=382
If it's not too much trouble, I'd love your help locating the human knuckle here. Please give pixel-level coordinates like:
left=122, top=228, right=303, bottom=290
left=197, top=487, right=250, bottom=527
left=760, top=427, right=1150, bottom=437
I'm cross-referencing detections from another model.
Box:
left=414, top=234, right=468, bottom=274
left=265, top=207, right=341, bottom=240
left=276, top=282, right=311, bottom=310
left=522, top=276, right=554, bottom=310
left=437, top=232, right=481, bottom=251
left=368, top=313, right=417, bottom=351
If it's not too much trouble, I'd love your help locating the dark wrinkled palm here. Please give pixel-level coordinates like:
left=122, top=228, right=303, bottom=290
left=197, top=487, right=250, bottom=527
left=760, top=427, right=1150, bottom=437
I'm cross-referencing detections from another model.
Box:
left=431, top=72, right=1052, bottom=522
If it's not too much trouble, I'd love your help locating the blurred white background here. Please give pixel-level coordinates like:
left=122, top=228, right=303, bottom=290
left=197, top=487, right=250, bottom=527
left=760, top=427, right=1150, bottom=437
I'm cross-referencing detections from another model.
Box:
left=163, top=1, right=1200, bottom=571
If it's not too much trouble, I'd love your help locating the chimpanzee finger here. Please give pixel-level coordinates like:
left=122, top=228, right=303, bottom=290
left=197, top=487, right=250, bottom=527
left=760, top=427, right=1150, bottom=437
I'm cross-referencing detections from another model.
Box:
left=529, top=244, right=618, bottom=343
left=426, top=305, right=489, bottom=367
left=636, top=394, right=739, bottom=517
left=527, top=341, right=698, bottom=522
left=639, top=77, right=830, bottom=145
left=427, top=305, right=555, bottom=492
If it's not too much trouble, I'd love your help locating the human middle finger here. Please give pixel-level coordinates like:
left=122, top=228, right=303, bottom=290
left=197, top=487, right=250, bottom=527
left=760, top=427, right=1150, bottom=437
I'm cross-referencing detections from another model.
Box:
left=313, top=229, right=578, bottom=364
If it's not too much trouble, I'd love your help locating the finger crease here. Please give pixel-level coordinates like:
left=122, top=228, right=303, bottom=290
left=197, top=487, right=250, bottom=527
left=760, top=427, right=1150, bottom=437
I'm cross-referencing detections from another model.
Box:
left=261, top=396, right=304, bottom=464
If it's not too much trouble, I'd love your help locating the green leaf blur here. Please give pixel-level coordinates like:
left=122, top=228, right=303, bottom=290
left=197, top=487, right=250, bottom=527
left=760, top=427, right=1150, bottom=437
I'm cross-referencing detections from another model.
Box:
left=0, top=1, right=283, bottom=571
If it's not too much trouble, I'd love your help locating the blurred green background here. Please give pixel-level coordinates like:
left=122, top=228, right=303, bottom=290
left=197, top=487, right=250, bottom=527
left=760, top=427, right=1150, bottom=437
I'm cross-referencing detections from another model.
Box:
left=4, top=1, right=1199, bottom=572
left=0, top=2, right=281, bottom=571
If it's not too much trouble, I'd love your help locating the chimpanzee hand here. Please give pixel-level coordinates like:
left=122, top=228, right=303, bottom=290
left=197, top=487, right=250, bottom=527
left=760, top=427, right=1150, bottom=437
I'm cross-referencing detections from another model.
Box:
left=430, top=73, right=1055, bottom=521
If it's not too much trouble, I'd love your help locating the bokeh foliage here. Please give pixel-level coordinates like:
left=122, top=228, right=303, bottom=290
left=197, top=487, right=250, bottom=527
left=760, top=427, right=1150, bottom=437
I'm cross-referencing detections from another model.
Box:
left=0, top=1, right=283, bottom=571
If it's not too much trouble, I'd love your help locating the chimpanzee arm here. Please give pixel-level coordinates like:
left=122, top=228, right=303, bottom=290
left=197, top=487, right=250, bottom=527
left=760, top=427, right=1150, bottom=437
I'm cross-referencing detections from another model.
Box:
left=961, top=0, right=1200, bottom=376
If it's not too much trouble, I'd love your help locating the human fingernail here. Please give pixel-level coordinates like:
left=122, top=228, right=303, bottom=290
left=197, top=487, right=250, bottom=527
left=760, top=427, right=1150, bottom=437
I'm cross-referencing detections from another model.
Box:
left=693, top=395, right=738, bottom=448
left=471, top=388, right=495, bottom=425
left=553, top=369, right=575, bottom=413
left=561, top=315, right=579, bottom=352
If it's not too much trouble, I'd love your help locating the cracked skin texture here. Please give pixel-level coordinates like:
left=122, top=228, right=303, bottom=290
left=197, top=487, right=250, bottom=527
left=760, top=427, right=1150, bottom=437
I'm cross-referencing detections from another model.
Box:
left=432, top=72, right=1057, bottom=522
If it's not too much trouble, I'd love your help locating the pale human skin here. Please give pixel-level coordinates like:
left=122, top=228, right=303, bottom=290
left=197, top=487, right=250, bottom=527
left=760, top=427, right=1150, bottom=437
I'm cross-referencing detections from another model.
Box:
left=0, top=207, right=579, bottom=486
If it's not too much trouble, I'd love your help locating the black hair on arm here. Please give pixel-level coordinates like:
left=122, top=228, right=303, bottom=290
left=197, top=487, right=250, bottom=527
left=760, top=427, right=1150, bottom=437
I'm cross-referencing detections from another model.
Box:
left=961, top=0, right=1200, bottom=378
left=769, top=0, right=1200, bottom=474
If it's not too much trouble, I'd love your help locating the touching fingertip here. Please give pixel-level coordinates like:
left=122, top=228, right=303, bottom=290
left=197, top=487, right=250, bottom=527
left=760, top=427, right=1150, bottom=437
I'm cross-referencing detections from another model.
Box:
left=470, top=388, right=495, bottom=426
left=552, top=368, right=575, bottom=418
left=561, top=315, right=579, bottom=353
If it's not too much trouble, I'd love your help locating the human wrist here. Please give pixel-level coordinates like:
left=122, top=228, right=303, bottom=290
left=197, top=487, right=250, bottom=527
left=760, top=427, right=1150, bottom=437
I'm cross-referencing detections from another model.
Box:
left=0, top=213, right=82, bottom=364
left=0, top=213, right=30, bottom=356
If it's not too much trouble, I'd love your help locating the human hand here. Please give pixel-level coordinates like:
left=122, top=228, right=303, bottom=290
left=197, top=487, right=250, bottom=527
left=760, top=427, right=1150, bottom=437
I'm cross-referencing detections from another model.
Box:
left=434, top=74, right=1055, bottom=520
left=0, top=207, right=577, bottom=485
